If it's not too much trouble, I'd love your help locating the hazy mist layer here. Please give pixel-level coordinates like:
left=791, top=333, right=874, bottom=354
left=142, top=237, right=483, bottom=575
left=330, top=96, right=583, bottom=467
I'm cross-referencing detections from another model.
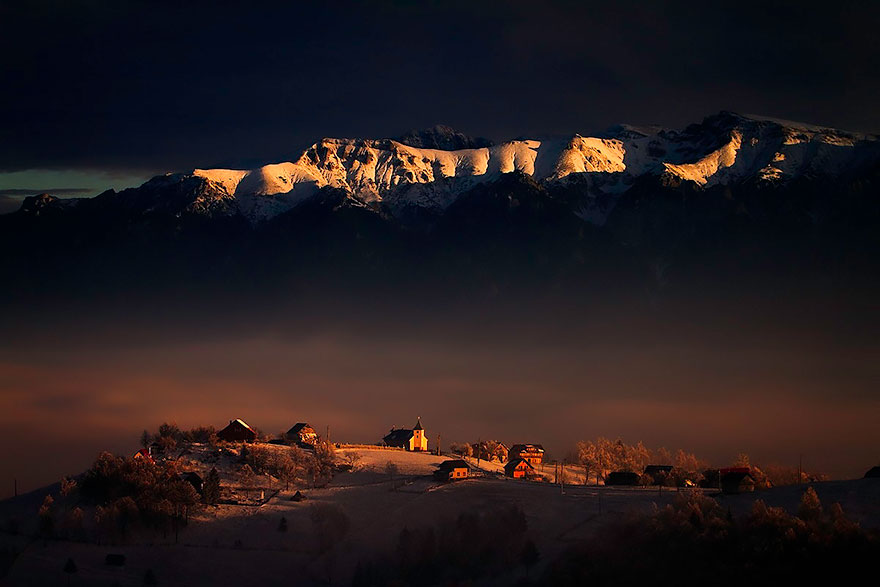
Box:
left=1, top=282, right=877, bottom=499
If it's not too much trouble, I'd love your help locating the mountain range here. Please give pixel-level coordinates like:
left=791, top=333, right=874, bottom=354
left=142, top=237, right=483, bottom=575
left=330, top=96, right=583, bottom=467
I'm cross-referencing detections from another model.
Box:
left=3, top=111, right=879, bottom=308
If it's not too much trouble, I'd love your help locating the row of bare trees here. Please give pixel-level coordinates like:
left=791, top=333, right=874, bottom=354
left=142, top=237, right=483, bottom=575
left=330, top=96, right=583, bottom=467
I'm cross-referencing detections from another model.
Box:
left=575, top=439, right=826, bottom=488
left=238, top=440, right=337, bottom=493
left=450, top=440, right=508, bottom=462
left=141, top=422, right=221, bottom=453
left=576, top=438, right=706, bottom=485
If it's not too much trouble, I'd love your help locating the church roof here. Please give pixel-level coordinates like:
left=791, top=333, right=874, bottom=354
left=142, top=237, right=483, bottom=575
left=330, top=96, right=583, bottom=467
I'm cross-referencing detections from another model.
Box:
left=413, top=417, right=424, bottom=431
left=383, top=428, right=415, bottom=446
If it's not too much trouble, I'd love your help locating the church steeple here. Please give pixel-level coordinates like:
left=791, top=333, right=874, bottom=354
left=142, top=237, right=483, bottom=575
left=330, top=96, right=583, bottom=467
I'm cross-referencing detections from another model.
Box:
left=414, top=417, right=423, bottom=431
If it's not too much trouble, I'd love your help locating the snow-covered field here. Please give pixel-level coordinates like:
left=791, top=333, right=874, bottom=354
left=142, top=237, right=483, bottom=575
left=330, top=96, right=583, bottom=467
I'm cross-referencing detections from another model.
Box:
left=2, top=446, right=878, bottom=586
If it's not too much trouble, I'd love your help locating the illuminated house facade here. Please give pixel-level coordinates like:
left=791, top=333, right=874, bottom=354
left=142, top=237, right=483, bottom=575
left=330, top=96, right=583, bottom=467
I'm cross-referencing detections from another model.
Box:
left=509, top=444, right=544, bottom=466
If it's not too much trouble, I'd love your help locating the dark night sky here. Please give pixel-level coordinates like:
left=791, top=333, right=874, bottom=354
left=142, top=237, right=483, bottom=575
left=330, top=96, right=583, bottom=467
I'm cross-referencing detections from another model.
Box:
left=2, top=0, right=879, bottom=176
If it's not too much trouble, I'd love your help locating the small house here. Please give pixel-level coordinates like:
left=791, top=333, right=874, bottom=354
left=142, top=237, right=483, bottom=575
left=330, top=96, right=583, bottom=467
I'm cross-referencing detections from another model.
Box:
left=504, top=458, right=535, bottom=479
left=509, top=444, right=544, bottom=466
left=605, top=471, right=640, bottom=486
left=132, top=448, right=154, bottom=463
left=435, top=459, right=470, bottom=482
left=382, top=417, right=428, bottom=452
left=720, top=467, right=755, bottom=494
left=180, top=472, right=203, bottom=495
left=287, top=423, right=318, bottom=446
left=217, top=419, right=257, bottom=443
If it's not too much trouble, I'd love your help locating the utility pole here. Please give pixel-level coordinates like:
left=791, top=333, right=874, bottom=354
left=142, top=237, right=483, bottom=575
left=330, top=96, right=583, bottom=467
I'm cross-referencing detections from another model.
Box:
left=561, top=461, right=565, bottom=495
left=326, top=425, right=331, bottom=445
left=436, top=434, right=441, bottom=456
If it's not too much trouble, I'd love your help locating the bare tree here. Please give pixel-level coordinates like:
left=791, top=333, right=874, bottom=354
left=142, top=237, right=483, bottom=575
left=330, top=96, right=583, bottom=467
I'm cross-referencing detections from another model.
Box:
left=734, top=453, right=751, bottom=467
left=798, top=486, right=823, bottom=522
left=203, top=467, right=221, bottom=505
left=61, top=507, right=84, bottom=540
left=38, top=494, right=55, bottom=538
left=449, top=442, right=472, bottom=458
left=60, top=476, right=77, bottom=498
left=237, top=464, right=255, bottom=500
left=342, top=451, right=362, bottom=471
left=311, top=440, right=336, bottom=486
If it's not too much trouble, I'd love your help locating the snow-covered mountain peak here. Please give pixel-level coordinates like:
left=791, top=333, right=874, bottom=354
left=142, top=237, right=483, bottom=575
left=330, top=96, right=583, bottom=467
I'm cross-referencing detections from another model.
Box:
left=396, top=124, right=493, bottom=150
left=84, top=112, right=879, bottom=225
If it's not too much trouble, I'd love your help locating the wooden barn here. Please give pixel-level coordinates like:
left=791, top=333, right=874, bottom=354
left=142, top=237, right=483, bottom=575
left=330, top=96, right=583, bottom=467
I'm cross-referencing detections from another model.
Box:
left=382, top=417, right=428, bottom=451
left=509, top=444, right=544, bottom=466
left=287, top=423, right=318, bottom=446
left=217, top=419, right=257, bottom=443
left=434, top=459, right=470, bottom=482
left=504, top=458, right=535, bottom=479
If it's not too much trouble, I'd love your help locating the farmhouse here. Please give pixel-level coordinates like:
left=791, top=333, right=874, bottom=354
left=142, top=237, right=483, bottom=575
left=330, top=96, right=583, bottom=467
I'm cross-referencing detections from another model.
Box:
left=132, top=448, right=154, bottom=463
left=287, top=423, right=318, bottom=446
left=218, top=419, right=257, bottom=443
left=509, top=444, right=544, bottom=466
left=504, top=458, right=535, bottom=479
left=435, top=459, right=470, bottom=482
left=382, top=417, right=429, bottom=451
left=720, top=467, right=755, bottom=494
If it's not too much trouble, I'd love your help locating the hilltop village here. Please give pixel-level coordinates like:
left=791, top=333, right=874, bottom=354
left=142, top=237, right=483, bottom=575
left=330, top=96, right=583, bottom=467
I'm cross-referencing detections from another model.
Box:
left=2, top=415, right=877, bottom=586
left=127, top=415, right=789, bottom=500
